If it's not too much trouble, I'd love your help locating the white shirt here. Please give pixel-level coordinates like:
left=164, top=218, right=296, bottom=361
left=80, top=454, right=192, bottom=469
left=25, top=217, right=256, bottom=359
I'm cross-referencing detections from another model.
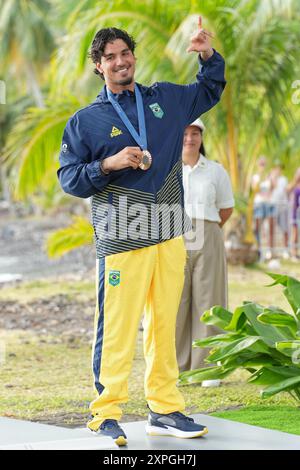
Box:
left=252, top=173, right=272, bottom=204
left=270, top=175, right=288, bottom=204
left=183, top=154, right=234, bottom=222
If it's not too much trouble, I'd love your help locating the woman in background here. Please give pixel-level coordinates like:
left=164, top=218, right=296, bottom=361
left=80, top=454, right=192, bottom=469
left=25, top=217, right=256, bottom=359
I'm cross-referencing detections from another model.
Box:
left=176, top=119, right=234, bottom=386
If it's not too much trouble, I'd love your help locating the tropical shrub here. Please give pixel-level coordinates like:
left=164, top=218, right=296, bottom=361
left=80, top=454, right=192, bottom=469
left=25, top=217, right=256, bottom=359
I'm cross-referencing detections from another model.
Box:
left=179, top=273, right=300, bottom=401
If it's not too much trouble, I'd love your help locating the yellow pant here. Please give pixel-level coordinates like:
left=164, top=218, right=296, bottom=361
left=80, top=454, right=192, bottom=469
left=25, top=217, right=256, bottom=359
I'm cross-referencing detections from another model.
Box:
left=87, top=237, right=186, bottom=431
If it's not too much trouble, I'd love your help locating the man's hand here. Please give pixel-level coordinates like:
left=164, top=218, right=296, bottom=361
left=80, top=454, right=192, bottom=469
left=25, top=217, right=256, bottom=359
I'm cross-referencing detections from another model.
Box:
left=101, top=146, right=143, bottom=173
left=187, top=16, right=214, bottom=60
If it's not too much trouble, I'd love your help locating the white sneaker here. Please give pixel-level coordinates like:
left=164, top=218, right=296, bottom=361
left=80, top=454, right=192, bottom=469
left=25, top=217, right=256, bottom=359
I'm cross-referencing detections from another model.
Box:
left=201, top=379, right=221, bottom=388
left=267, top=259, right=281, bottom=270
left=264, top=250, right=273, bottom=261
left=282, top=250, right=290, bottom=260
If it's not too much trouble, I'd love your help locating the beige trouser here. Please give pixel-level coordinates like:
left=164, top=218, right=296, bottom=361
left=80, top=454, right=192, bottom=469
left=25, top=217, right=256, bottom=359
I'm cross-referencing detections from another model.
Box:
left=176, top=220, right=228, bottom=372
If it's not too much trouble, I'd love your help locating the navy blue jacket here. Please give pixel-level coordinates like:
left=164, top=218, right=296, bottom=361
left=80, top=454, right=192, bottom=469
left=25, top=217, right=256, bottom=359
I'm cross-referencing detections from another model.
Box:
left=58, top=50, right=226, bottom=258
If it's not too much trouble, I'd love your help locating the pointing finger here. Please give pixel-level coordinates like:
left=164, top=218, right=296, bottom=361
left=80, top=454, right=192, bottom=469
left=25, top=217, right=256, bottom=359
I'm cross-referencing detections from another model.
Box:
left=198, top=16, right=202, bottom=29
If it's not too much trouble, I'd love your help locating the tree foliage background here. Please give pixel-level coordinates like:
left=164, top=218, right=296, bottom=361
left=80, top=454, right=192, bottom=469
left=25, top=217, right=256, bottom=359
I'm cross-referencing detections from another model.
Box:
left=1, top=0, right=300, bottom=253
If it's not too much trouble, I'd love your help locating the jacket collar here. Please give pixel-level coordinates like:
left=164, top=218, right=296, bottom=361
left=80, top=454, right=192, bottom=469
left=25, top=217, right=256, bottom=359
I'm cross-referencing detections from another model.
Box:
left=95, top=82, right=153, bottom=104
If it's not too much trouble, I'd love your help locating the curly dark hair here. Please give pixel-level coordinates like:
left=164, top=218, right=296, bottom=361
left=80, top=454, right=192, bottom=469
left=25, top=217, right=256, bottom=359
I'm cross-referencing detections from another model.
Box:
left=199, top=129, right=206, bottom=157
left=89, top=27, right=136, bottom=80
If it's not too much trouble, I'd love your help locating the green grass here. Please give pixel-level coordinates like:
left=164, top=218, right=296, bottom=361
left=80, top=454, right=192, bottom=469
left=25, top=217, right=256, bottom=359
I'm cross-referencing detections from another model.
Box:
left=212, top=406, right=300, bottom=435
left=227, top=260, right=300, bottom=312
left=0, top=279, right=95, bottom=303
left=1, top=262, right=300, bottom=430
left=0, top=328, right=298, bottom=428
left=1, top=258, right=299, bottom=306
left=0, top=331, right=93, bottom=423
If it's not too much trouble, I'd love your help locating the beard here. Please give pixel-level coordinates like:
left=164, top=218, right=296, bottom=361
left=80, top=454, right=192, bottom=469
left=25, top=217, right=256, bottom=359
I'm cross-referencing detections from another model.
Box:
left=114, top=76, right=134, bottom=86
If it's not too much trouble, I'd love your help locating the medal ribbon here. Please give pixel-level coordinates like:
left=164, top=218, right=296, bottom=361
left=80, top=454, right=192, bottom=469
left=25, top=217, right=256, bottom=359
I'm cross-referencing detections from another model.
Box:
left=106, top=84, right=147, bottom=150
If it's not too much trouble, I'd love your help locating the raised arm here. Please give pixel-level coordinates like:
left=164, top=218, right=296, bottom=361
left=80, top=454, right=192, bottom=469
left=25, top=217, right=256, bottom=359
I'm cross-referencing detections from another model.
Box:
left=165, top=16, right=226, bottom=125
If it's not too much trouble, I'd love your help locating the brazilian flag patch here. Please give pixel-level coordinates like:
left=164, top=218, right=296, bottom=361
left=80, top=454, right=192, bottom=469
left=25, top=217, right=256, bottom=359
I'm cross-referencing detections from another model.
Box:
left=149, top=102, right=164, bottom=119
left=109, top=270, right=120, bottom=286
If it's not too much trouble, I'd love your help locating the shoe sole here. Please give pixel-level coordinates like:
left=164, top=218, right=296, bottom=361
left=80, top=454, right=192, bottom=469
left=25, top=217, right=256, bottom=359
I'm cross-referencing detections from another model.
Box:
left=145, top=424, right=208, bottom=439
left=115, top=436, right=127, bottom=446
left=91, top=429, right=127, bottom=447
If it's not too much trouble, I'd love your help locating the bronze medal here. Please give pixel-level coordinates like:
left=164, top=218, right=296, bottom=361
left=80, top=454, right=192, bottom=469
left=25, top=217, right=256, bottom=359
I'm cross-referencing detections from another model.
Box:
left=139, top=150, right=152, bottom=170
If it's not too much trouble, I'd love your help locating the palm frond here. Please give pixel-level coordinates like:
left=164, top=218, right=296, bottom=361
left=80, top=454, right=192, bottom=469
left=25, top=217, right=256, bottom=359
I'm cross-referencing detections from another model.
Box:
left=46, top=216, right=94, bottom=258
left=3, top=97, right=83, bottom=199
left=50, top=0, right=193, bottom=94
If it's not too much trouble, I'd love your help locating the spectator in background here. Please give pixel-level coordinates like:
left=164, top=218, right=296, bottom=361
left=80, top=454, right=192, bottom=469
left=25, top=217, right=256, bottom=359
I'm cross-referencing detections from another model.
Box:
left=176, top=119, right=234, bottom=387
left=252, top=156, right=275, bottom=260
left=269, top=161, right=289, bottom=259
left=288, top=168, right=300, bottom=261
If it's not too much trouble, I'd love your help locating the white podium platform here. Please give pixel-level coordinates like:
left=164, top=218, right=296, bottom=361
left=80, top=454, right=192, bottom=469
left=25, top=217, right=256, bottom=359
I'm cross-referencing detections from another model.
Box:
left=0, top=414, right=299, bottom=450
left=0, top=418, right=117, bottom=450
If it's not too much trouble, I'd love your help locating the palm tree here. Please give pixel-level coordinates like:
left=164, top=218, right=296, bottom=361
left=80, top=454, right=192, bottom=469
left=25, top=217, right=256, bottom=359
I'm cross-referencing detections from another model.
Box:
left=0, top=0, right=57, bottom=204
left=3, top=0, right=300, bottom=260
left=3, top=96, right=82, bottom=200
left=0, top=87, right=34, bottom=209
left=0, top=0, right=55, bottom=107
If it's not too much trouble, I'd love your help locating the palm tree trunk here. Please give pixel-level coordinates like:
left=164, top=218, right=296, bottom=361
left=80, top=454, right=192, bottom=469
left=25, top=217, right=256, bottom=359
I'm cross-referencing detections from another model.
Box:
left=224, top=84, right=239, bottom=192
left=24, top=62, right=45, bottom=108
left=223, top=86, right=258, bottom=261
left=0, top=162, right=15, bottom=215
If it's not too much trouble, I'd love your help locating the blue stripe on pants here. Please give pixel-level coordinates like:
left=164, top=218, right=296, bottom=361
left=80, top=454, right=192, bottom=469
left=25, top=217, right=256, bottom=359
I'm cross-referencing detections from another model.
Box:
left=93, top=257, right=105, bottom=395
